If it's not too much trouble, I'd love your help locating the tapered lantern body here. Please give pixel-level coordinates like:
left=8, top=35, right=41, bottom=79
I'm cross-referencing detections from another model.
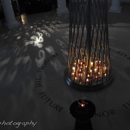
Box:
left=65, top=0, right=114, bottom=91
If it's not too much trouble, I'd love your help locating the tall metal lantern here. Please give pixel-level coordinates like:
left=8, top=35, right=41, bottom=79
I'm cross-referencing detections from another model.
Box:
left=65, top=0, right=114, bottom=91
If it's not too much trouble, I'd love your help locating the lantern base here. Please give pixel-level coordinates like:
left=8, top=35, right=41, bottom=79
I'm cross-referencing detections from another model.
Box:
left=64, top=68, right=114, bottom=92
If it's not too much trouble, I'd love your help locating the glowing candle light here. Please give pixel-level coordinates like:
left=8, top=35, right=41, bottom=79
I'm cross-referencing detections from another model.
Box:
left=98, top=72, right=101, bottom=75
left=80, top=103, right=85, bottom=108
left=86, top=78, right=89, bottom=83
left=71, top=72, right=75, bottom=76
left=72, top=66, right=76, bottom=71
left=94, top=68, right=97, bottom=72
left=75, top=76, right=78, bottom=81
left=87, top=74, right=90, bottom=78
left=78, top=100, right=86, bottom=108
left=90, top=69, right=92, bottom=76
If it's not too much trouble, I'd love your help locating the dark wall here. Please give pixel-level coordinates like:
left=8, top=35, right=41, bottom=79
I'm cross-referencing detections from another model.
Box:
left=18, top=0, right=69, bottom=14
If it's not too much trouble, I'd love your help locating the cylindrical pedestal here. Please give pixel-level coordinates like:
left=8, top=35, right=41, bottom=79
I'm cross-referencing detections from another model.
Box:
left=70, top=99, right=96, bottom=130
left=57, top=0, right=69, bottom=14
left=1, top=0, right=20, bottom=29
left=75, top=119, right=93, bottom=130
left=109, top=0, right=122, bottom=13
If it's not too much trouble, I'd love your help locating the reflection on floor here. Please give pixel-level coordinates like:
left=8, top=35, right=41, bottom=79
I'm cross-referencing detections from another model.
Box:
left=0, top=3, right=130, bottom=130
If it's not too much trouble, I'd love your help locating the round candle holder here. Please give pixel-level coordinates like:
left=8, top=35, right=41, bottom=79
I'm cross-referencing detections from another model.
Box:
left=65, top=0, right=114, bottom=91
left=70, top=99, right=96, bottom=130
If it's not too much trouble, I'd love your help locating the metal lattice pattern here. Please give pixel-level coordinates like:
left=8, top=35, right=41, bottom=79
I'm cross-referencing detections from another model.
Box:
left=65, top=0, right=114, bottom=91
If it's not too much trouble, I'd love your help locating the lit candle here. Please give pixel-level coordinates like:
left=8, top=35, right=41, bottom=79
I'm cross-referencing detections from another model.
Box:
left=94, top=68, right=97, bottom=72
left=78, top=100, right=86, bottom=108
left=80, top=103, right=85, bottom=108
left=90, top=69, right=92, bottom=76
left=91, top=62, right=93, bottom=66
left=71, top=72, right=75, bottom=76
left=75, top=76, right=78, bottom=81
left=72, top=66, right=76, bottom=71
left=87, top=74, right=90, bottom=78
left=98, top=71, right=100, bottom=74
left=86, top=78, right=89, bottom=83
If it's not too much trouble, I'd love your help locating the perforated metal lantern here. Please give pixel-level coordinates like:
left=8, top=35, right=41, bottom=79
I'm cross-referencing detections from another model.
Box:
left=65, top=0, right=114, bottom=91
